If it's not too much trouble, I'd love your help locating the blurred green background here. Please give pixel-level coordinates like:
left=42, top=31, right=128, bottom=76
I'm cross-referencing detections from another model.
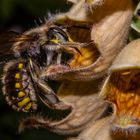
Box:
left=0, top=0, right=71, bottom=140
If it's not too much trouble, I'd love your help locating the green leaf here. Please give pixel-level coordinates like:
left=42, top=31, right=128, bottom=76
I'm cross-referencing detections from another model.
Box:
left=131, top=17, right=140, bottom=34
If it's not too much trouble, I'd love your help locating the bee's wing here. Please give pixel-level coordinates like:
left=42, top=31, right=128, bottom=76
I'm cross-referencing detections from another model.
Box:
left=36, top=80, right=72, bottom=110
left=0, top=31, right=22, bottom=55
left=28, top=59, right=71, bottom=110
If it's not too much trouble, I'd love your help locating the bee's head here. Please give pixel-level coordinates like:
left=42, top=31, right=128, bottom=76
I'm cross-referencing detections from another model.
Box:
left=13, top=25, right=72, bottom=66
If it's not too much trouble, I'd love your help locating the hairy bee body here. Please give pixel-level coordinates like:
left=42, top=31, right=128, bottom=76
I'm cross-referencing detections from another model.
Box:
left=0, top=20, right=80, bottom=112
left=2, top=60, right=37, bottom=112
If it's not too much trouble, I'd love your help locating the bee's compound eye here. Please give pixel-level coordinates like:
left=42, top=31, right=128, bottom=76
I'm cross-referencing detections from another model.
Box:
left=2, top=61, right=37, bottom=112
left=47, top=27, right=69, bottom=44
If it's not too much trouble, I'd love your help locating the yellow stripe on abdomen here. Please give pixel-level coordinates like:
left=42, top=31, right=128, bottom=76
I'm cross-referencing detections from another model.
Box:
left=18, top=97, right=30, bottom=107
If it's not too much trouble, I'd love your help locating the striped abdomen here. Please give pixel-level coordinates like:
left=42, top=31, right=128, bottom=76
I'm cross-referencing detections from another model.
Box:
left=2, top=60, right=37, bottom=112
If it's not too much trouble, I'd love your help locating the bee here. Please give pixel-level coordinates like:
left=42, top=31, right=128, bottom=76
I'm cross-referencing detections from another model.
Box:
left=0, top=19, right=83, bottom=112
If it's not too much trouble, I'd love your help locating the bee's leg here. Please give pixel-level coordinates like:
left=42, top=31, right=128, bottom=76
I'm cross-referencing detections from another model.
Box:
left=28, top=59, right=71, bottom=110
left=60, top=41, right=93, bottom=55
